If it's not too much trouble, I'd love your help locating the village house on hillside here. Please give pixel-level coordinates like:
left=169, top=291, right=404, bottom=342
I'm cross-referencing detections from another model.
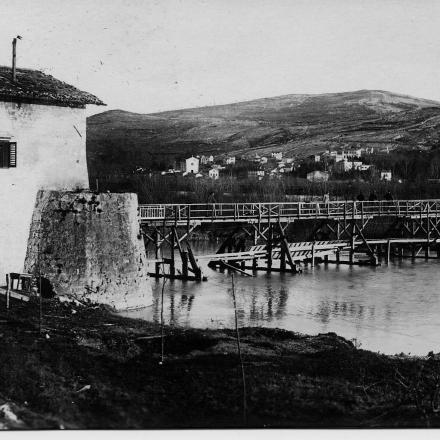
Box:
left=200, top=155, right=209, bottom=165
left=208, top=168, right=219, bottom=180
left=381, top=170, right=392, bottom=181
left=0, top=65, right=104, bottom=283
left=334, top=159, right=363, bottom=173
left=307, top=170, right=329, bottom=182
left=184, top=156, right=199, bottom=174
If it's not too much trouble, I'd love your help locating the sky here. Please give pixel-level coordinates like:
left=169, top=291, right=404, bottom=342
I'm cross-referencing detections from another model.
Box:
left=0, top=0, right=439, bottom=116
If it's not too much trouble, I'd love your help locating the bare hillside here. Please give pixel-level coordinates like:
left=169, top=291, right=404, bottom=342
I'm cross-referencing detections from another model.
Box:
left=87, top=90, right=440, bottom=174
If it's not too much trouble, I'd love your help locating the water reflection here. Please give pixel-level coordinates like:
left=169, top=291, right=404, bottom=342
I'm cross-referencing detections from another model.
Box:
left=122, top=242, right=440, bottom=355
left=246, top=285, right=288, bottom=322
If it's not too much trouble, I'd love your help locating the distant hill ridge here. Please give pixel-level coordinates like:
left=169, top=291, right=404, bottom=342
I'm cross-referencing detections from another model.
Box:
left=150, top=90, right=440, bottom=118
left=87, top=90, right=440, bottom=175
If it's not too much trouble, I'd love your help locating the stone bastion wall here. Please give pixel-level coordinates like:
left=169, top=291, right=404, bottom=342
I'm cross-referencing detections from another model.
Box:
left=24, top=190, right=152, bottom=310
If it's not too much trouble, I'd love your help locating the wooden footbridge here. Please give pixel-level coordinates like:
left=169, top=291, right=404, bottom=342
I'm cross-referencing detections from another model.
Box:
left=139, top=200, right=440, bottom=280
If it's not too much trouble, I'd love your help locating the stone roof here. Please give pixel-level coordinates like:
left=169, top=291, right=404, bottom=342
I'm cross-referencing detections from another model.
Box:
left=0, top=66, right=105, bottom=108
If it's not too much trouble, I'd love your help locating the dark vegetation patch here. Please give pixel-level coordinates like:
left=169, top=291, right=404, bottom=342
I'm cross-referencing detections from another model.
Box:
left=0, top=296, right=440, bottom=428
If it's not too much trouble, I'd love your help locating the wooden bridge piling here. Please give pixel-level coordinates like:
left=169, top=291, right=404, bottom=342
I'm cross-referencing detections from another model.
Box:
left=139, top=200, right=440, bottom=281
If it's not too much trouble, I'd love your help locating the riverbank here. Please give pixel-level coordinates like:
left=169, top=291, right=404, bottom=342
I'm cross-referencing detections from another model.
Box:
left=0, top=296, right=439, bottom=429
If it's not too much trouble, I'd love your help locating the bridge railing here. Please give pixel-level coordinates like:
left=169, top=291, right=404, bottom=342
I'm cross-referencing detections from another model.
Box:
left=138, top=200, right=440, bottom=222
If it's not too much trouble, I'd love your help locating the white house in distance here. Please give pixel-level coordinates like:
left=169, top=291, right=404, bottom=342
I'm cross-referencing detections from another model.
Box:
left=225, top=156, right=236, bottom=165
left=0, top=65, right=105, bottom=283
left=185, top=156, right=199, bottom=174
left=208, top=168, right=219, bottom=180
left=334, top=160, right=363, bottom=173
left=307, top=170, right=329, bottom=182
left=201, top=155, right=214, bottom=165
left=249, top=169, right=265, bottom=180
left=200, top=155, right=209, bottom=165
left=381, top=170, right=392, bottom=181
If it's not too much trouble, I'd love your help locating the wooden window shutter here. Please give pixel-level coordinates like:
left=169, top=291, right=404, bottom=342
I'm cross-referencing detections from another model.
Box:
left=9, top=142, right=16, bottom=167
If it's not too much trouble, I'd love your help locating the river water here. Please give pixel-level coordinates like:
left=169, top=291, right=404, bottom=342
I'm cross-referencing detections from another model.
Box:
left=123, top=242, right=440, bottom=355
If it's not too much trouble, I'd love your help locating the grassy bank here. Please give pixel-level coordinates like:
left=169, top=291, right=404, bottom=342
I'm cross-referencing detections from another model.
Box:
left=0, top=296, right=440, bottom=429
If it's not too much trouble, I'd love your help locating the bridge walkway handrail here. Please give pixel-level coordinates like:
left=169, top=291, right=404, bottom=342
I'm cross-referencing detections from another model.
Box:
left=138, top=199, right=440, bottom=222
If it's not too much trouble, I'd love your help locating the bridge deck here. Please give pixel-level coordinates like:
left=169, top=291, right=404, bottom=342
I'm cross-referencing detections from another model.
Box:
left=139, top=199, right=440, bottom=225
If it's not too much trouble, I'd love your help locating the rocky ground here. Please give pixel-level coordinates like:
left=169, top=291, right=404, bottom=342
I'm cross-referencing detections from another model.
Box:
left=0, top=295, right=440, bottom=429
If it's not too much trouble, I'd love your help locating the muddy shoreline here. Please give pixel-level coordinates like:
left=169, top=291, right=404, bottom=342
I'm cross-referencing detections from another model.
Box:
left=0, top=296, right=439, bottom=429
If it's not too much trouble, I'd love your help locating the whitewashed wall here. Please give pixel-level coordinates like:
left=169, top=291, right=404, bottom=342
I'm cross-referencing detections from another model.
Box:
left=0, top=101, right=89, bottom=284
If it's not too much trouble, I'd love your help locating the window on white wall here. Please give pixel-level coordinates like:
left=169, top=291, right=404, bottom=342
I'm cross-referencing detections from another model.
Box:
left=0, top=141, right=17, bottom=168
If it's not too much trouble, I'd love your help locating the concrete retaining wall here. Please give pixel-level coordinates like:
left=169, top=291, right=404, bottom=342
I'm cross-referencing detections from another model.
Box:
left=24, top=190, right=152, bottom=310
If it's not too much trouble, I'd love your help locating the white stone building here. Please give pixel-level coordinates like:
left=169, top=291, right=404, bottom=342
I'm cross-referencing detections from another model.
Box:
left=381, top=171, right=392, bottom=181
left=185, top=156, right=199, bottom=174
left=271, top=152, right=283, bottom=160
left=208, top=168, right=219, bottom=179
left=225, top=156, right=236, bottom=165
left=0, top=65, right=104, bottom=284
left=334, top=160, right=363, bottom=173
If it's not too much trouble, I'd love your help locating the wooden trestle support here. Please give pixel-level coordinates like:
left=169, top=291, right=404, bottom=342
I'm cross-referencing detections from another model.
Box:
left=140, top=204, right=440, bottom=281
left=141, top=223, right=206, bottom=281
left=309, top=214, right=440, bottom=265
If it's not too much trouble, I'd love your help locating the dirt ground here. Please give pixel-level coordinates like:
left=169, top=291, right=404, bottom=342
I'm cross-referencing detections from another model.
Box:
left=0, top=295, right=440, bottom=429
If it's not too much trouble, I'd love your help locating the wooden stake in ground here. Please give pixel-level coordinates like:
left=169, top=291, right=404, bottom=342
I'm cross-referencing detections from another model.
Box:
left=231, top=273, right=247, bottom=425
left=6, top=274, right=10, bottom=310
left=160, top=262, right=167, bottom=365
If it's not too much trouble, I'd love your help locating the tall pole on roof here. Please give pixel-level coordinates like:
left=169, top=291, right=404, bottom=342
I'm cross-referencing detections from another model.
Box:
left=12, top=35, right=22, bottom=82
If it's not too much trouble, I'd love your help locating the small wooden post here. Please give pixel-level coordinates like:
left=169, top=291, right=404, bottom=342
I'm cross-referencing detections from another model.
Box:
left=267, top=225, right=273, bottom=271
left=169, top=227, right=175, bottom=277
left=252, top=257, right=258, bottom=271
left=6, top=274, right=10, bottom=310
left=280, top=246, right=286, bottom=272
left=311, top=242, right=315, bottom=267
left=181, top=251, right=189, bottom=279
left=336, top=249, right=340, bottom=264
left=155, top=262, right=161, bottom=277
left=343, top=203, right=347, bottom=232
left=187, top=205, right=191, bottom=236
left=187, top=242, right=202, bottom=281
left=386, top=239, right=391, bottom=264
left=12, top=37, right=18, bottom=82
left=154, top=229, right=161, bottom=277
left=349, top=224, right=355, bottom=265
